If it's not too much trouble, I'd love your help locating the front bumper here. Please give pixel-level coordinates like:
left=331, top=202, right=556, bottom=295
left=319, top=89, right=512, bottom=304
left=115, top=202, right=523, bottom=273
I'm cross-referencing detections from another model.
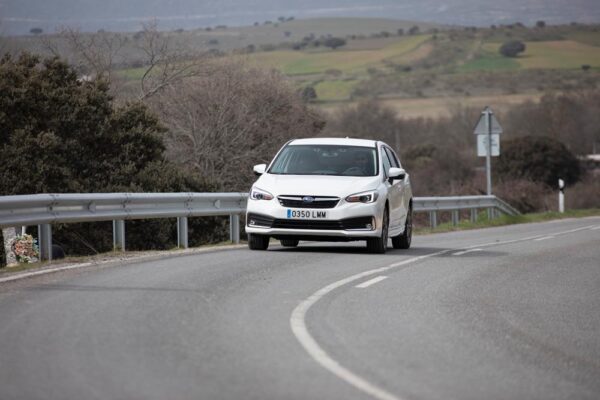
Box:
left=245, top=197, right=384, bottom=238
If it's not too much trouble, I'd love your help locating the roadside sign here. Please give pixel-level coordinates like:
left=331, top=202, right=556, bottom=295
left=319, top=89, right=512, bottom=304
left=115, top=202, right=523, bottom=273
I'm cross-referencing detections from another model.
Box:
left=473, top=112, right=503, bottom=135
left=477, top=134, right=500, bottom=157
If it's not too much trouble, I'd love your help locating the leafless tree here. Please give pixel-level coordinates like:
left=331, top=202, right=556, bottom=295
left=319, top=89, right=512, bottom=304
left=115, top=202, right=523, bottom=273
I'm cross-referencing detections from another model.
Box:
left=151, top=59, right=325, bottom=191
left=40, top=26, right=127, bottom=83
left=39, top=20, right=208, bottom=100
left=134, top=20, right=208, bottom=100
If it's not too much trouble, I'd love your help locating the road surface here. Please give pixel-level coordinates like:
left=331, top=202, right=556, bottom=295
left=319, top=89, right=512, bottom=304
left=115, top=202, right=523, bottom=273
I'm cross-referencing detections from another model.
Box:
left=1, top=217, right=599, bottom=400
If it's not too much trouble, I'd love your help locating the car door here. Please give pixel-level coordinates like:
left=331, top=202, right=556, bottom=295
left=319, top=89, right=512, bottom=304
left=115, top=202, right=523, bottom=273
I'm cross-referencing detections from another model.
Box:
left=381, top=146, right=403, bottom=230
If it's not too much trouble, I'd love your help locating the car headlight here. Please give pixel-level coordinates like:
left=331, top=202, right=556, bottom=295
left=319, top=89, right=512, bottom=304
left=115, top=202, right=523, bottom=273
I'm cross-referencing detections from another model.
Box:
left=250, top=187, right=274, bottom=201
left=345, top=190, right=379, bottom=203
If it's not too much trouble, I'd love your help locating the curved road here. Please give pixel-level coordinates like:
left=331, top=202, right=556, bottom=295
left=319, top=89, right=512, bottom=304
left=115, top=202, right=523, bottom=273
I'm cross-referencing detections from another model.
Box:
left=1, top=217, right=599, bottom=400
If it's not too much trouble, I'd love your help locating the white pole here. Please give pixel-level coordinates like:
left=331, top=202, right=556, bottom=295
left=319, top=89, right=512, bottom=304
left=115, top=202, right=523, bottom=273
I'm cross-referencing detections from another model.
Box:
left=558, top=178, right=565, bottom=213
left=485, top=107, right=492, bottom=195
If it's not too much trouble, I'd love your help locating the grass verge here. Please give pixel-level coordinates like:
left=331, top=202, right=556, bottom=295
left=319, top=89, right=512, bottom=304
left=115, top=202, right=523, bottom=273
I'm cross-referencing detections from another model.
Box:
left=415, top=209, right=600, bottom=235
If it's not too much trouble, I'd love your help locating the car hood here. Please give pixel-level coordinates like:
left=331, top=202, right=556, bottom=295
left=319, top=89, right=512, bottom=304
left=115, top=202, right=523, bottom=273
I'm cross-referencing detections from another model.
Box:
left=254, top=174, right=381, bottom=197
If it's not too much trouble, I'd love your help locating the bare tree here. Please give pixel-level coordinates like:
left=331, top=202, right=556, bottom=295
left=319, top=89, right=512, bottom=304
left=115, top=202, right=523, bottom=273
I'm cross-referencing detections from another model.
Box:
left=134, top=20, right=208, bottom=100
left=42, top=26, right=127, bottom=82
left=151, top=59, right=325, bottom=191
left=39, top=20, right=208, bottom=100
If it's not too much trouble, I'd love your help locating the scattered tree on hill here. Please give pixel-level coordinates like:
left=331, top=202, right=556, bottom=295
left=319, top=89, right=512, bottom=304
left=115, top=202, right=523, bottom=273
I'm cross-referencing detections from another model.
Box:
left=496, top=136, right=581, bottom=187
left=29, top=27, right=43, bottom=35
left=408, top=25, right=420, bottom=35
left=581, top=64, right=591, bottom=71
left=397, top=28, right=404, bottom=36
left=300, top=86, right=317, bottom=103
left=499, top=40, right=526, bottom=57
left=536, top=20, right=546, bottom=28
left=323, top=37, right=346, bottom=50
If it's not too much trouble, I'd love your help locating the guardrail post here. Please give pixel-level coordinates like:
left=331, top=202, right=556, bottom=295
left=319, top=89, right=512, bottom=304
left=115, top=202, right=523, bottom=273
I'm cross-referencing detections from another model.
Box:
left=38, top=224, right=52, bottom=261
left=429, top=211, right=437, bottom=229
left=230, top=214, right=240, bottom=244
left=113, top=220, right=125, bottom=251
left=177, top=217, right=188, bottom=249
left=451, top=210, right=459, bottom=226
left=487, top=208, right=493, bottom=220
left=470, top=209, right=478, bottom=223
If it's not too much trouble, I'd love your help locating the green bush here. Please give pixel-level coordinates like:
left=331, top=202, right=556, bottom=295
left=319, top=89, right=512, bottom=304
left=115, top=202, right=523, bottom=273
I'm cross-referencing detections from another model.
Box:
left=496, top=136, right=581, bottom=187
left=0, top=53, right=223, bottom=263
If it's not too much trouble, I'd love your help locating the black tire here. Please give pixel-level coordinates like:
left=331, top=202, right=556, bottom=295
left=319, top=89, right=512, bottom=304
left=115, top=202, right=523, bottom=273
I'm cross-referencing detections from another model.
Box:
left=392, top=206, right=412, bottom=249
left=280, top=239, right=299, bottom=247
left=366, top=207, right=389, bottom=254
left=248, top=234, right=270, bottom=250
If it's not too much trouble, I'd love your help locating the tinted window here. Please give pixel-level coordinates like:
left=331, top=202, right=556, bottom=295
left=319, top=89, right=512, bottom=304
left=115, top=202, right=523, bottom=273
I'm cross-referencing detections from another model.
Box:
left=384, top=147, right=400, bottom=168
left=269, top=145, right=378, bottom=176
left=381, top=147, right=392, bottom=177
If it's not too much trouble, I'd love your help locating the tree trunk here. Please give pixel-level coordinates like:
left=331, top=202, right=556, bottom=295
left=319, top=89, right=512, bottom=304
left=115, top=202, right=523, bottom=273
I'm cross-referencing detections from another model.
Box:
left=2, top=227, right=18, bottom=267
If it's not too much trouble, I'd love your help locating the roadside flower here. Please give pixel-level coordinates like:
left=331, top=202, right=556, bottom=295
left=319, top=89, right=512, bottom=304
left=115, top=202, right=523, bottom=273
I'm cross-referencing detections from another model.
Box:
left=11, top=234, right=39, bottom=263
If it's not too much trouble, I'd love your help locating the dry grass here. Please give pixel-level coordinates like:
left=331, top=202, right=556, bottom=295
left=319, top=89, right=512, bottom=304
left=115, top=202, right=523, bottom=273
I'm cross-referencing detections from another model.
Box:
left=319, top=93, right=544, bottom=119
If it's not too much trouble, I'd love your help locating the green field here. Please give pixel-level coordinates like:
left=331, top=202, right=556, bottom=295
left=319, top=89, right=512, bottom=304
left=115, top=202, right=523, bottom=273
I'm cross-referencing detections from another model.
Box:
left=459, top=50, right=520, bottom=72
left=517, top=40, right=600, bottom=69
left=246, top=34, right=430, bottom=76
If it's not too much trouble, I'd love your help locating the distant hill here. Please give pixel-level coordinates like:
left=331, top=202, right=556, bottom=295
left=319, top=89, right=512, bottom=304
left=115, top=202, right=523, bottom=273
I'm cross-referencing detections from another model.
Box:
left=1, top=0, right=599, bottom=35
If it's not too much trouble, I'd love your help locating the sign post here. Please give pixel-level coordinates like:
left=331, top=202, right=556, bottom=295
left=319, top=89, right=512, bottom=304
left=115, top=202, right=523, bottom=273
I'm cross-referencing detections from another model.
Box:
left=474, top=106, right=502, bottom=195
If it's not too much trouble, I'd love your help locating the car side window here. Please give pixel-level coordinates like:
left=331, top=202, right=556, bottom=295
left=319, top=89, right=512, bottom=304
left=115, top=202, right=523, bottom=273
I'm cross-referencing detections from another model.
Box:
left=381, top=147, right=392, bottom=177
left=384, top=147, right=400, bottom=168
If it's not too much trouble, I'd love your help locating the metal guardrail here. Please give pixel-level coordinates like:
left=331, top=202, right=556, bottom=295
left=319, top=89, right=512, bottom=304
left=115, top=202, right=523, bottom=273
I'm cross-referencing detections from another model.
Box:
left=0, top=193, right=518, bottom=260
left=413, top=195, right=520, bottom=228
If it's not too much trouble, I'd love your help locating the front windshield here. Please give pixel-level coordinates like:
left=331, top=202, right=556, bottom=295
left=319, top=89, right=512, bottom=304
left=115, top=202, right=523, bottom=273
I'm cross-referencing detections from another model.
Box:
left=269, top=145, right=378, bottom=176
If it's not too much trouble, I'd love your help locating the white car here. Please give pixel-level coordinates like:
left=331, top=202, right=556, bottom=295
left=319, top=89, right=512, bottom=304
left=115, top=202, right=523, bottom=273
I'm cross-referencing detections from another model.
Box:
left=245, top=138, right=413, bottom=253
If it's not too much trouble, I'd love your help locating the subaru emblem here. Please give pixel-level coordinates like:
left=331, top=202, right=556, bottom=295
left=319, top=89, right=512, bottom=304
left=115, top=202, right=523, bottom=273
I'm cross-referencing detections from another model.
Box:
left=302, top=196, right=315, bottom=203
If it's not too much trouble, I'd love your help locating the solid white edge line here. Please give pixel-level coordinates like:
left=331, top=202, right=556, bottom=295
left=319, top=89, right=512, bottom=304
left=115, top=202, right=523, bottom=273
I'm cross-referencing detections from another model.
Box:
left=289, top=222, right=598, bottom=400
left=356, top=276, right=388, bottom=289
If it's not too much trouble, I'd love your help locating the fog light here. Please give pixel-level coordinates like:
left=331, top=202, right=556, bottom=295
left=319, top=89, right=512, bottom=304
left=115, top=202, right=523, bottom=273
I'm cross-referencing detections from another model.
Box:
left=366, top=223, right=373, bottom=230
left=249, top=220, right=256, bottom=226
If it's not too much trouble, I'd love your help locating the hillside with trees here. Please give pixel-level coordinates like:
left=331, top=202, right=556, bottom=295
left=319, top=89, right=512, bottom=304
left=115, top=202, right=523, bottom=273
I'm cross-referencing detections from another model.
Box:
left=1, top=19, right=599, bottom=266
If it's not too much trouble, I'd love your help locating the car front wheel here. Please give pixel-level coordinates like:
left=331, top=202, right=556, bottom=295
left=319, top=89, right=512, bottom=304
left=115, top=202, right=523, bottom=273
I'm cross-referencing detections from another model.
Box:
left=392, top=206, right=412, bottom=249
left=366, top=208, right=388, bottom=254
left=248, top=234, right=270, bottom=250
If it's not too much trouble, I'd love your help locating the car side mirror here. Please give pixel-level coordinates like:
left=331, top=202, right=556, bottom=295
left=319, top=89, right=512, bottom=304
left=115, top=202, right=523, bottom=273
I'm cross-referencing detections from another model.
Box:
left=388, top=167, right=406, bottom=181
left=253, top=164, right=267, bottom=176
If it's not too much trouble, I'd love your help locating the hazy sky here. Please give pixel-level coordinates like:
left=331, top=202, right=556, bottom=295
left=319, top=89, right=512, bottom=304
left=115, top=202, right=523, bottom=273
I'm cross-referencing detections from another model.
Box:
left=1, top=0, right=599, bottom=34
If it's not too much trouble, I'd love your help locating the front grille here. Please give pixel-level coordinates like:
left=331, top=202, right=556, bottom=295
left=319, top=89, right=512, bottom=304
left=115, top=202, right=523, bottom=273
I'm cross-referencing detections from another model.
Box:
left=272, top=216, right=374, bottom=230
left=278, top=195, right=339, bottom=209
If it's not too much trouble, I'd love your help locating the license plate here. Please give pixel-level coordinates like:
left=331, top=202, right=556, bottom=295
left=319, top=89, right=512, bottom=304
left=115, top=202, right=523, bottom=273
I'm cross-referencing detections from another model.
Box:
left=287, top=209, right=328, bottom=219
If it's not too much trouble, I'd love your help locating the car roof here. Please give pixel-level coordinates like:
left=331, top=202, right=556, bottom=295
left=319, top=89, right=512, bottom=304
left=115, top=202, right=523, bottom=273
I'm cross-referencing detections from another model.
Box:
left=289, top=137, right=378, bottom=148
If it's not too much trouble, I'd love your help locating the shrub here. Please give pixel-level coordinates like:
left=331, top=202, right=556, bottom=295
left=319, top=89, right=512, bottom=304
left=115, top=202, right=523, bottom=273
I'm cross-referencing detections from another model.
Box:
left=0, top=53, right=220, bottom=260
left=323, top=37, right=346, bottom=50
left=499, top=40, right=526, bottom=57
left=496, top=136, right=581, bottom=187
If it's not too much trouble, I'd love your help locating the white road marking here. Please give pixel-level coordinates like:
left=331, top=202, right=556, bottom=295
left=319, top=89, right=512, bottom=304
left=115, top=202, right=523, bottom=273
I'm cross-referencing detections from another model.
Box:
left=534, top=236, right=555, bottom=241
left=356, top=276, right=388, bottom=289
left=452, top=248, right=483, bottom=256
left=591, top=225, right=600, bottom=231
left=290, top=222, right=599, bottom=400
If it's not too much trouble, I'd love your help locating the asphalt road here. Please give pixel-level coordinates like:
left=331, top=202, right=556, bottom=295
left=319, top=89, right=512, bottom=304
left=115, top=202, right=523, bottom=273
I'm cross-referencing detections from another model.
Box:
left=0, top=217, right=599, bottom=400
